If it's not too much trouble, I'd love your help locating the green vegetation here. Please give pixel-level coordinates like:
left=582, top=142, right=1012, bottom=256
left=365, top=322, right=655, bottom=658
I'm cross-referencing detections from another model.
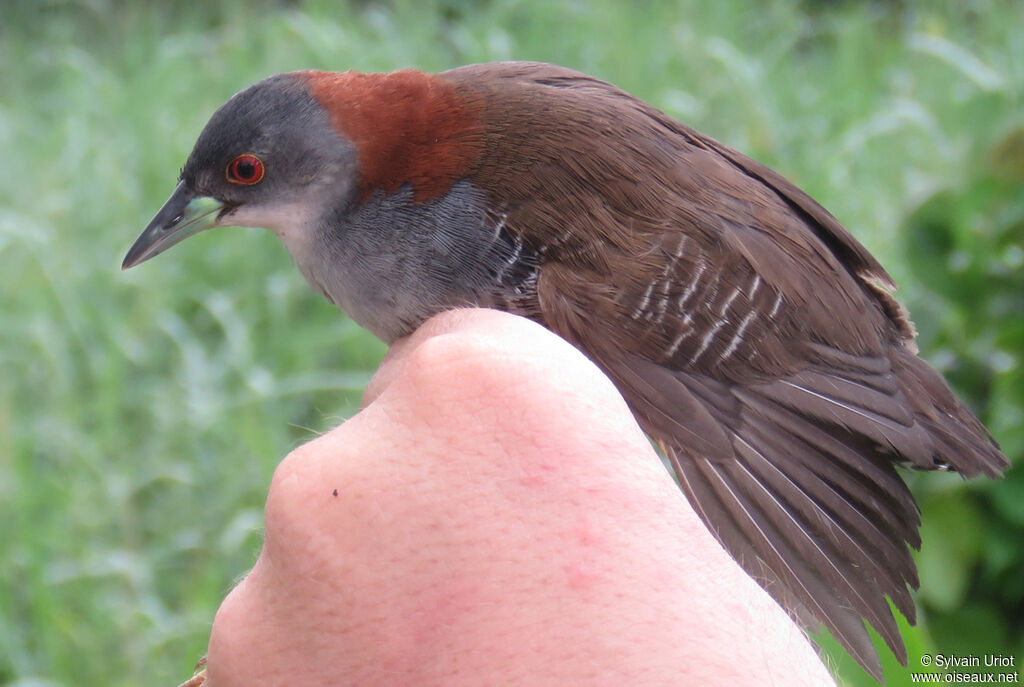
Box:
left=1, top=1, right=1020, bottom=685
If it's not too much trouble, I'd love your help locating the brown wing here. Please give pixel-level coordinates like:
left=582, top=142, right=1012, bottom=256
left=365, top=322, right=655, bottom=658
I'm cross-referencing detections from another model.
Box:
left=536, top=250, right=923, bottom=679
left=448, top=62, right=1008, bottom=680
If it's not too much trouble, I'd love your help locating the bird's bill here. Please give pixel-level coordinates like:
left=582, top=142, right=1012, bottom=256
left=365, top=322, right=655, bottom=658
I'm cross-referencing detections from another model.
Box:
left=122, top=183, right=225, bottom=269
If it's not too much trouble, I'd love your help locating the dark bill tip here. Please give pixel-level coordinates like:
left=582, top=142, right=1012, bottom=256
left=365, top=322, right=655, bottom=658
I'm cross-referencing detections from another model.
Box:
left=122, top=183, right=225, bottom=269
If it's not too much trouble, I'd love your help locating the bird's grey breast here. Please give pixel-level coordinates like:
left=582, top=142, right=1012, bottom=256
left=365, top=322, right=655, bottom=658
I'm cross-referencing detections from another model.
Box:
left=309, top=180, right=538, bottom=342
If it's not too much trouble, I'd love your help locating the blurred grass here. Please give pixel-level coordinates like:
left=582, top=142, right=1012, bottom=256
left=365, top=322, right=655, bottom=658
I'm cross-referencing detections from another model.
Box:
left=0, top=1, right=1020, bottom=685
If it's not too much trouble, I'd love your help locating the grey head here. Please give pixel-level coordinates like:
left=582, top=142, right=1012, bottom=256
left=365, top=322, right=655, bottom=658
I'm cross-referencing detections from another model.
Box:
left=122, top=73, right=358, bottom=271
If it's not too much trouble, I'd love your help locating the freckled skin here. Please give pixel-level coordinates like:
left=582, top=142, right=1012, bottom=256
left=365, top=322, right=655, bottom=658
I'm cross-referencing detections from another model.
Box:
left=125, top=61, right=1007, bottom=682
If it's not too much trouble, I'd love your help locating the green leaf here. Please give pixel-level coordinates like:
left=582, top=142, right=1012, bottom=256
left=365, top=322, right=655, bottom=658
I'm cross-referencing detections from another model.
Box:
left=926, top=604, right=1009, bottom=661
left=988, top=125, right=1024, bottom=181
left=916, top=493, right=984, bottom=612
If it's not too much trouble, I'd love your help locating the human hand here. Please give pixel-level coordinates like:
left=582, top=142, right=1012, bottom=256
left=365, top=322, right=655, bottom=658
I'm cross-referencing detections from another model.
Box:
left=197, top=309, right=835, bottom=686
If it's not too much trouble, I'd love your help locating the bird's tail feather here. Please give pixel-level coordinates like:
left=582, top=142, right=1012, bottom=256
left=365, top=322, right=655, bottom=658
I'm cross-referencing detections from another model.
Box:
left=888, top=345, right=1008, bottom=477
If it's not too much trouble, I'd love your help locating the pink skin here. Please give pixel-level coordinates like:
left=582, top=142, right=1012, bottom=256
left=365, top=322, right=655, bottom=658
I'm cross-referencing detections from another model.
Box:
left=204, top=309, right=835, bottom=687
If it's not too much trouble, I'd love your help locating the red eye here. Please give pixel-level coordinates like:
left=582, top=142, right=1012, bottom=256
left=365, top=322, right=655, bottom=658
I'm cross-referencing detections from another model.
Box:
left=227, top=154, right=265, bottom=185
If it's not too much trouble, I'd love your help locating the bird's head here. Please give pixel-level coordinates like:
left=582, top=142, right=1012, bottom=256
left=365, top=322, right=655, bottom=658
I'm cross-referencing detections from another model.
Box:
left=122, top=68, right=483, bottom=271
left=123, top=73, right=360, bottom=268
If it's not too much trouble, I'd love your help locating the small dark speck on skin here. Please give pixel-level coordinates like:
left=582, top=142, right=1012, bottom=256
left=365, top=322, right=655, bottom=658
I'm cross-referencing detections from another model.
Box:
left=332, top=489, right=339, bottom=497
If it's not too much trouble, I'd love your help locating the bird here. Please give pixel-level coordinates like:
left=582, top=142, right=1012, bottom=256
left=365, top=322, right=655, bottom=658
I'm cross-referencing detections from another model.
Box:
left=122, top=61, right=1009, bottom=681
